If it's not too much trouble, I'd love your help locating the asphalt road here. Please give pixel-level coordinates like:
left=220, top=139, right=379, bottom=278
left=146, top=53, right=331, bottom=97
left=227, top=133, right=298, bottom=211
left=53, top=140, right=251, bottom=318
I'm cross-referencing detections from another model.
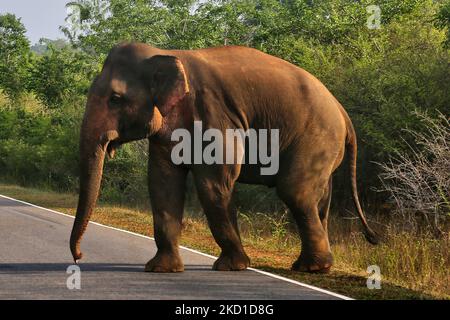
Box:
left=0, top=195, right=350, bottom=300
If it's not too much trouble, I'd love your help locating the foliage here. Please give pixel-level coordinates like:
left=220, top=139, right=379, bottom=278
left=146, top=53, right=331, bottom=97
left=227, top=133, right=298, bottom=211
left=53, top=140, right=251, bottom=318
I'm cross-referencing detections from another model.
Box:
left=27, top=45, right=98, bottom=107
left=101, top=141, right=149, bottom=204
left=61, top=0, right=424, bottom=53
left=0, top=93, right=81, bottom=190
left=0, top=14, right=31, bottom=98
left=31, top=38, right=71, bottom=55
left=435, top=0, right=450, bottom=46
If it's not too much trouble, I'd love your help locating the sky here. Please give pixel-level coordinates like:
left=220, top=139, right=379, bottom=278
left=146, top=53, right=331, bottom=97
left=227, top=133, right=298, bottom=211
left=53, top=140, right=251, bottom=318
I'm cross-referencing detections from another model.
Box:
left=0, top=0, right=69, bottom=44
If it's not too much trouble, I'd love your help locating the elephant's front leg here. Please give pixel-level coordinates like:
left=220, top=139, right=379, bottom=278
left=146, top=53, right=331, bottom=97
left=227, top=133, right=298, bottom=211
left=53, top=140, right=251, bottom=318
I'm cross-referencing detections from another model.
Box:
left=194, top=168, right=250, bottom=271
left=145, top=154, right=188, bottom=273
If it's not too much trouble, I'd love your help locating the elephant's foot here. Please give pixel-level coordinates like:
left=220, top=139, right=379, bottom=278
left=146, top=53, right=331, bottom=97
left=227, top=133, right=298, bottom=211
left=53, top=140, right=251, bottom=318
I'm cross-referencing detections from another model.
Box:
left=213, top=251, right=250, bottom=271
left=145, top=253, right=184, bottom=273
left=291, top=251, right=333, bottom=273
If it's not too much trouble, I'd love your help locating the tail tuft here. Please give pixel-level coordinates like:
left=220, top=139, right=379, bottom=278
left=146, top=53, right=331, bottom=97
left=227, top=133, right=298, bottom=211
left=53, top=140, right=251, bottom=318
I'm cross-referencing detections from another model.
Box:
left=364, top=229, right=380, bottom=245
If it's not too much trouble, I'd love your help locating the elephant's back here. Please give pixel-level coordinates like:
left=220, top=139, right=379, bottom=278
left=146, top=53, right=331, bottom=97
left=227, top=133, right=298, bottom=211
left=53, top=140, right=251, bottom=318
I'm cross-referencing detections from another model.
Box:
left=174, top=46, right=348, bottom=151
left=175, top=45, right=303, bottom=80
left=177, top=45, right=337, bottom=113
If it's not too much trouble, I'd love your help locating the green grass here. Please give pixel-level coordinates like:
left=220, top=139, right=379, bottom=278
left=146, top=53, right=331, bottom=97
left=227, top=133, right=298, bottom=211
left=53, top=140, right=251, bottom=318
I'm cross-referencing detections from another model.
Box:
left=0, top=183, right=448, bottom=300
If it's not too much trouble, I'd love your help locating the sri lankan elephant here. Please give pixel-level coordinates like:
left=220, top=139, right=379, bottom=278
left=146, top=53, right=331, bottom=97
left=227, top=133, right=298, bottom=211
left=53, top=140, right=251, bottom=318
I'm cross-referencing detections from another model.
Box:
left=70, top=43, right=378, bottom=273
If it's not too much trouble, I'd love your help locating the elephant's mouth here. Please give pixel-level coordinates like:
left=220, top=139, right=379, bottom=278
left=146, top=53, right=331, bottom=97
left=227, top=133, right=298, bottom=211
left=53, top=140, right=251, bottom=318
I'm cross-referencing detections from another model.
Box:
left=106, top=139, right=122, bottom=159
left=104, top=124, right=151, bottom=159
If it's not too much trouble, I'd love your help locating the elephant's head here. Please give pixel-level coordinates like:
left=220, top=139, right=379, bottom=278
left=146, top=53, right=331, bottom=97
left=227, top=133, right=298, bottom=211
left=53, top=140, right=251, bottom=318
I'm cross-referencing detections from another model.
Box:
left=70, top=44, right=189, bottom=262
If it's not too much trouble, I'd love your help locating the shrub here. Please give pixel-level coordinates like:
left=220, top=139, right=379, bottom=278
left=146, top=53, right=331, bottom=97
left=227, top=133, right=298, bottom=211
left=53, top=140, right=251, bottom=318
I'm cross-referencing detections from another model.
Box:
left=378, top=112, right=449, bottom=235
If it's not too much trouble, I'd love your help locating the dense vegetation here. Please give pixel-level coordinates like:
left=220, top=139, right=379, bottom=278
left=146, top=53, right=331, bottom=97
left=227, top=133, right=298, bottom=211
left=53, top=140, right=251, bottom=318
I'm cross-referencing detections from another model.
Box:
left=0, top=0, right=449, bottom=222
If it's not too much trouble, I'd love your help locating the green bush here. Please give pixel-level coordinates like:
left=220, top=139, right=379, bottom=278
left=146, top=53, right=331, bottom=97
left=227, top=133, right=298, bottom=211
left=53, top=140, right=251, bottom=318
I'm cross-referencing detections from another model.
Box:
left=0, top=94, right=80, bottom=190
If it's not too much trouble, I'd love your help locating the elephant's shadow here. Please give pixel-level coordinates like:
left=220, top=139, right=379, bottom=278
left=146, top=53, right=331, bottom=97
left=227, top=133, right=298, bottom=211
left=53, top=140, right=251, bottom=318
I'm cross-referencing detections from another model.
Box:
left=0, top=263, right=212, bottom=274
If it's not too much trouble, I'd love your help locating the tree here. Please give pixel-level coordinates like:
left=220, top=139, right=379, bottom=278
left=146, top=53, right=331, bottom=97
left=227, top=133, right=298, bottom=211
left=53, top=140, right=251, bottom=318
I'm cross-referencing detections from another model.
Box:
left=28, top=45, right=98, bottom=108
left=0, top=14, right=30, bottom=98
left=31, top=38, right=69, bottom=55
left=62, top=0, right=173, bottom=54
left=436, top=0, right=450, bottom=47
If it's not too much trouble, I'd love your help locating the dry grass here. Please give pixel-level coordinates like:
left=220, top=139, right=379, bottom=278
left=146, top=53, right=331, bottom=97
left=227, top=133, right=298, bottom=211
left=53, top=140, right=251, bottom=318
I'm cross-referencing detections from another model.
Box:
left=0, top=183, right=448, bottom=300
left=330, top=218, right=449, bottom=299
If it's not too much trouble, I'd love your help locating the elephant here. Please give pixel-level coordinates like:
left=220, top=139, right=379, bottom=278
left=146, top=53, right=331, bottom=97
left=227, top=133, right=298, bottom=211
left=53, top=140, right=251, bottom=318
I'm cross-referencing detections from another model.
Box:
left=70, top=42, right=378, bottom=274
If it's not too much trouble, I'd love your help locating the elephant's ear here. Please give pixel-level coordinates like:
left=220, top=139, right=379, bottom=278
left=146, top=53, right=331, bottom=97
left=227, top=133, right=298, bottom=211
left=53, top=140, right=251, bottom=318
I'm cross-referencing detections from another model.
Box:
left=142, top=55, right=189, bottom=116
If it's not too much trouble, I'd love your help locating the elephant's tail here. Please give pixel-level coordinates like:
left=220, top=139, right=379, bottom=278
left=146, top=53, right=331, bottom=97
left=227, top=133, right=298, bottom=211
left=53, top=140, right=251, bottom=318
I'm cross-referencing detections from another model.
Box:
left=345, top=118, right=379, bottom=245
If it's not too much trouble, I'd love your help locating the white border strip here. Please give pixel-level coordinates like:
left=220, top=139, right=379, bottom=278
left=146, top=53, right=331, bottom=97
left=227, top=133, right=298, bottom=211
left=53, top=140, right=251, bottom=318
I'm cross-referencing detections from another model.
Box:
left=0, top=193, right=353, bottom=300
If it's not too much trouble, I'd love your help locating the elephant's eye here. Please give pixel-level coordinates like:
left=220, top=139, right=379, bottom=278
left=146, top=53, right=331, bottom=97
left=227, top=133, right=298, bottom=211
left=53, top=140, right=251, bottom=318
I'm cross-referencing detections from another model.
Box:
left=109, top=93, right=125, bottom=108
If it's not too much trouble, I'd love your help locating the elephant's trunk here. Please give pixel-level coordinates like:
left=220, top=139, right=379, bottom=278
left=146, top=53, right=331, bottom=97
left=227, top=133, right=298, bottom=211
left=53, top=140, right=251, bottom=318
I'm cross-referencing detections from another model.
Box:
left=70, top=125, right=119, bottom=263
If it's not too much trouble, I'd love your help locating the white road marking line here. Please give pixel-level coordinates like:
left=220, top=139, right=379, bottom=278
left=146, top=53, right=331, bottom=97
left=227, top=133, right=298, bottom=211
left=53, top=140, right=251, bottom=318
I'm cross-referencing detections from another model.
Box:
left=0, top=193, right=353, bottom=300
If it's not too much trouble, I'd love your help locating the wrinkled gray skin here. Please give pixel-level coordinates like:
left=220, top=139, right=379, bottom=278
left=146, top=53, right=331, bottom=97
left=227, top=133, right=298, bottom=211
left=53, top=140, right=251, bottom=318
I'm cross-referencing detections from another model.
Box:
left=70, top=43, right=378, bottom=274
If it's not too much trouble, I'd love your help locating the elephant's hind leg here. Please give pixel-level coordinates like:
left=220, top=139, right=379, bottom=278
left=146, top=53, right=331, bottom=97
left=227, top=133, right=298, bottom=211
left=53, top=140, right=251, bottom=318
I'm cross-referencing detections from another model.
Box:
left=277, top=155, right=334, bottom=273
left=318, top=177, right=332, bottom=234
left=286, top=196, right=333, bottom=273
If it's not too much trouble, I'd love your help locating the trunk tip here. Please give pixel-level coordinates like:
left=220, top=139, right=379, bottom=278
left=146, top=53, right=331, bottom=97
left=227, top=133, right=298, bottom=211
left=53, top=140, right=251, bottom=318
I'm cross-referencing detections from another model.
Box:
left=72, top=253, right=83, bottom=264
left=70, top=245, right=83, bottom=263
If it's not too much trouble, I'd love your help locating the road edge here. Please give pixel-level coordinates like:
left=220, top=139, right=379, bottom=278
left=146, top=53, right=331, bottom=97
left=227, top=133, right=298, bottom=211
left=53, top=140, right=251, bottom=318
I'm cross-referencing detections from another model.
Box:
left=0, top=193, right=353, bottom=300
